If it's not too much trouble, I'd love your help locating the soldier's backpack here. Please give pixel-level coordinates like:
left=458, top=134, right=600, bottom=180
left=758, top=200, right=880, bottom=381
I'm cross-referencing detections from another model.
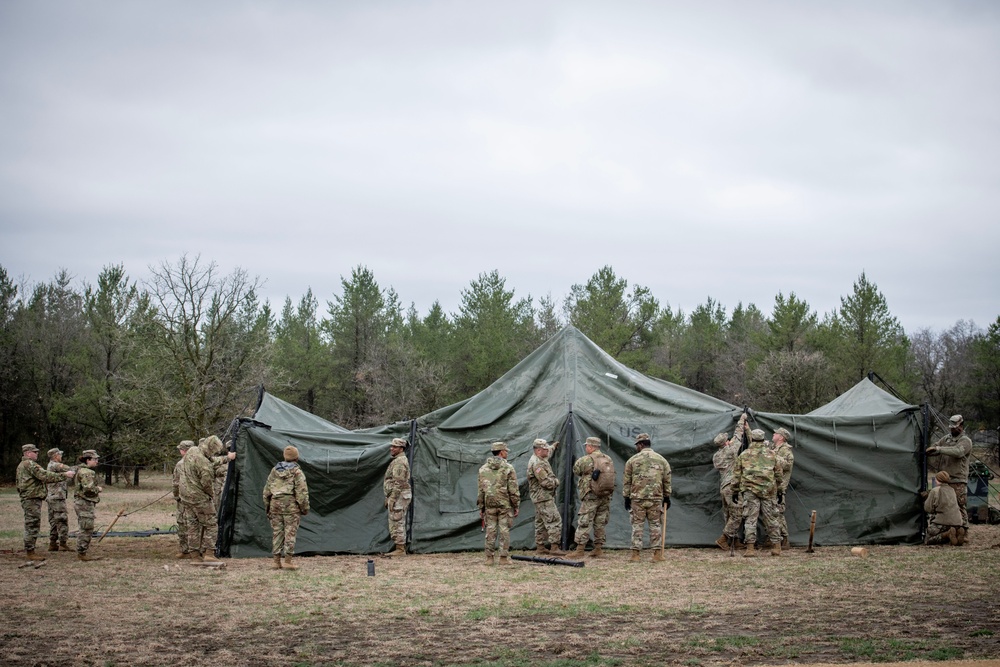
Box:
left=589, top=454, right=615, bottom=497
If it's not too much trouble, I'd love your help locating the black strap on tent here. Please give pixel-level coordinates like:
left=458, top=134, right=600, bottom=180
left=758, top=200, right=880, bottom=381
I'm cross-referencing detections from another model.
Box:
left=215, top=418, right=244, bottom=558
left=559, top=404, right=576, bottom=551
left=405, top=419, right=417, bottom=547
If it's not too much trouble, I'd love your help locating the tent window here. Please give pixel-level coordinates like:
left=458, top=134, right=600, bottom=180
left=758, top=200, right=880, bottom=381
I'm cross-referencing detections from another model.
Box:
left=436, top=445, right=481, bottom=513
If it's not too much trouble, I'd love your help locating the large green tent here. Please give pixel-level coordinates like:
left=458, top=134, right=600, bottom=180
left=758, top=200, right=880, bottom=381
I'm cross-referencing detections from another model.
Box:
left=218, top=327, right=925, bottom=557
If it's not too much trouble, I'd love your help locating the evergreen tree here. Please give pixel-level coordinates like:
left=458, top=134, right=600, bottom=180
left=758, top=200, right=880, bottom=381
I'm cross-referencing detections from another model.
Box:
left=970, top=316, right=1000, bottom=429
left=273, top=289, right=330, bottom=415
left=679, top=297, right=727, bottom=395
left=767, top=291, right=817, bottom=352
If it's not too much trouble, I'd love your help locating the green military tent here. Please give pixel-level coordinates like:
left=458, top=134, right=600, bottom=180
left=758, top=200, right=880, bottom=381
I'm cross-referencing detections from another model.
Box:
left=218, top=327, right=925, bottom=557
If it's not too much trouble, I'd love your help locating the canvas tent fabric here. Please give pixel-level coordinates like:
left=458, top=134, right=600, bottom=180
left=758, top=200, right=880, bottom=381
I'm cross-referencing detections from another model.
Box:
left=807, top=377, right=919, bottom=417
left=218, top=327, right=925, bottom=557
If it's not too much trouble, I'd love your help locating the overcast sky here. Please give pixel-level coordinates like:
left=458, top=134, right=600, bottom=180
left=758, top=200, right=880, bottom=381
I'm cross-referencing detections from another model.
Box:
left=1, top=1, right=997, bottom=333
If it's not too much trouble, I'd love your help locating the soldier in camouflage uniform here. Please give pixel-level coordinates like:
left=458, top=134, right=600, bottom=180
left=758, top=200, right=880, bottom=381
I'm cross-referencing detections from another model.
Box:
left=924, top=471, right=962, bottom=545
left=16, top=443, right=76, bottom=560
left=45, top=447, right=73, bottom=551
left=179, top=435, right=235, bottom=561
left=926, top=414, right=973, bottom=544
left=74, top=450, right=103, bottom=561
left=712, top=413, right=749, bottom=550
left=725, top=428, right=782, bottom=557
left=263, top=445, right=310, bottom=570
left=622, top=433, right=672, bottom=563
left=172, top=440, right=194, bottom=558
left=212, top=441, right=231, bottom=515
left=527, top=439, right=564, bottom=556
left=771, top=427, right=794, bottom=548
left=383, top=437, right=412, bottom=556
left=477, top=442, right=520, bottom=565
left=571, top=436, right=615, bottom=559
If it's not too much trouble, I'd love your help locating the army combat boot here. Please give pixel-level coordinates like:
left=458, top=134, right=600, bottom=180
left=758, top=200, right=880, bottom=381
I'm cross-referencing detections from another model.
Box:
left=77, top=552, right=100, bottom=562
left=629, top=549, right=641, bottom=563
left=548, top=545, right=568, bottom=557
left=272, top=555, right=283, bottom=569
left=535, top=545, right=550, bottom=555
left=770, top=542, right=781, bottom=557
left=485, top=554, right=495, bottom=566
left=570, top=544, right=587, bottom=560
left=652, top=549, right=665, bottom=562
left=588, top=546, right=603, bottom=558
left=498, top=556, right=511, bottom=565
left=714, top=534, right=729, bottom=551
left=743, top=542, right=756, bottom=558
left=202, top=553, right=220, bottom=563
left=59, top=541, right=71, bottom=551
left=26, top=550, right=45, bottom=561
left=956, top=527, right=967, bottom=546
left=48, top=540, right=59, bottom=552
left=283, top=556, right=299, bottom=570
left=392, top=542, right=408, bottom=556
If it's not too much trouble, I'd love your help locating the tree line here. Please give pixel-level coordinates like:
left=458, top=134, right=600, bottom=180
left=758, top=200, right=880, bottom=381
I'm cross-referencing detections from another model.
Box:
left=2, top=257, right=998, bottom=480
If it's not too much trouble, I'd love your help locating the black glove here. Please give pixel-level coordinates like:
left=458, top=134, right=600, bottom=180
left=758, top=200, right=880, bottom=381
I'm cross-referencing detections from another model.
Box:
left=731, top=492, right=739, bottom=505
left=663, top=496, right=671, bottom=509
left=591, top=469, right=601, bottom=481
left=777, top=492, right=784, bottom=504
left=624, top=498, right=632, bottom=512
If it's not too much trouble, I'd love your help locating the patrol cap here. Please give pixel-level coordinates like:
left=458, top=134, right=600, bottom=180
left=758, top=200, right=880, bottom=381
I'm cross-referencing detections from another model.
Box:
left=584, top=437, right=602, bottom=448
left=750, top=429, right=766, bottom=442
left=47, top=447, right=63, bottom=458
left=22, top=444, right=39, bottom=454
left=532, top=438, right=549, bottom=450
left=713, top=433, right=729, bottom=446
left=949, top=414, right=963, bottom=426
left=635, top=433, right=651, bottom=445
left=283, top=445, right=299, bottom=462
left=80, top=449, right=100, bottom=460
left=774, top=427, right=792, bottom=442
left=390, top=438, right=408, bottom=449
left=491, top=441, right=509, bottom=453
left=178, top=440, right=194, bottom=452
left=935, top=470, right=951, bottom=483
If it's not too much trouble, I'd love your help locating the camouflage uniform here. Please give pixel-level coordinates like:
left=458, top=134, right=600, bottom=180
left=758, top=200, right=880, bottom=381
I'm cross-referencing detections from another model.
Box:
left=572, top=449, right=614, bottom=550
left=46, top=455, right=73, bottom=549
left=74, top=460, right=102, bottom=555
left=383, top=445, right=412, bottom=549
left=928, top=419, right=972, bottom=529
left=172, top=442, right=193, bottom=555
left=772, top=430, right=794, bottom=543
left=713, top=419, right=747, bottom=527
left=622, top=442, right=672, bottom=551
left=924, top=483, right=962, bottom=545
left=212, top=455, right=229, bottom=515
left=726, top=431, right=782, bottom=548
left=527, top=447, right=561, bottom=549
left=16, top=450, right=71, bottom=554
left=263, top=461, right=310, bottom=557
left=477, top=449, right=519, bottom=560
left=179, top=436, right=225, bottom=556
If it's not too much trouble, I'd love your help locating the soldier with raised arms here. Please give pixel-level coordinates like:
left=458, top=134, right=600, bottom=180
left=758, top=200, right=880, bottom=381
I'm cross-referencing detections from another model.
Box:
left=45, top=447, right=73, bottom=552
left=527, top=439, right=564, bottom=556
left=728, top=429, right=783, bottom=557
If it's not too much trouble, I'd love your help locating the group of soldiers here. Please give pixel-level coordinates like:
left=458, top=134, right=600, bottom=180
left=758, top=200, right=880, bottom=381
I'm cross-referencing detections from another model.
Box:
left=172, top=435, right=236, bottom=563
left=15, top=444, right=102, bottom=561
left=923, top=414, right=974, bottom=546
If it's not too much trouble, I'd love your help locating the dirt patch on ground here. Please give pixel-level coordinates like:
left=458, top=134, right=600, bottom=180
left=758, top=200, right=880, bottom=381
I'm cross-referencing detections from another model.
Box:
left=2, top=478, right=998, bottom=666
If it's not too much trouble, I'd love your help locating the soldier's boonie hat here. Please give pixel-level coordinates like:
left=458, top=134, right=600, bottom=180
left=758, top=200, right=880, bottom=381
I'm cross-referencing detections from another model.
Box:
left=532, top=438, right=548, bottom=450
left=584, top=436, right=602, bottom=448
left=22, top=443, right=39, bottom=454
left=47, top=447, right=63, bottom=458
left=283, top=446, right=299, bottom=461
left=635, top=433, right=651, bottom=445
left=774, top=427, right=792, bottom=442
left=713, top=433, right=729, bottom=446
left=390, top=438, right=408, bottom=449
left=949, top=414, right=963, bottom=426
left=750, top=429, right=766, bottom=442
left=81, top=449, right=100, bottom=459
left=935, top=470, right=951, bottom=483
left=178, top=440, right=194, bottom=451
left=491, top=441, right=509, bottom=453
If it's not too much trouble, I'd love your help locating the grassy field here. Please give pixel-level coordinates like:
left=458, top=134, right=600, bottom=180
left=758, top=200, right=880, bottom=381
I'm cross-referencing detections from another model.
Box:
left=2, top=474, right=999, bottom=667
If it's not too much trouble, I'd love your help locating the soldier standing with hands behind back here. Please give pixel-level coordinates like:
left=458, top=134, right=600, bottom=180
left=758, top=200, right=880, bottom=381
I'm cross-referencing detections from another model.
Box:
left=622, top=433, right=672, bottom=563
left=383, top=437, right=412, bottom=556
left=477, top=442, right=520, bottom=566
left=16, top=444, right=75, bottom=561
left=263, top=445, right=310, bottom=570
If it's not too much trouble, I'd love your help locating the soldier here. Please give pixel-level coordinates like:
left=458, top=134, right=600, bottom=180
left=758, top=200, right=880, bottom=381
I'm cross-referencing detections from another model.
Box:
left=477, top=442, right=520, bottom=566
left=15, top=444, right=75, bottom=560
left=622, top=433, right=671, bottom=563
left=712, top=413, right=749, bottom=550
left=172, top=440, right=194, bottom=559
left=45, top=447, right=73, bottom=552
left=263, top=445, right=310, bottom=570
left=527, top=439, right=564, bottom=556
left=212, top=441, right=231, bottom=515
left=772, top=427, right=794, bottom=548
left=74, top=450, right=103, bottom=561
left=924, top=471, right=962, bottom=545
left=383, top=437, right=412, bottom=556
left=179, top=435, right=235, bottom=562
left=726, top=428, right=782, bottom=557
left=570, top=436, right=615, bottom=559
left=926, top=414, right=973, bottom=544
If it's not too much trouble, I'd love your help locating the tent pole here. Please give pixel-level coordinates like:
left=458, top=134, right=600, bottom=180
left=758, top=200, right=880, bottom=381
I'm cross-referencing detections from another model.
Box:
left=405, top=419, right=417, bottom=548
left=216, top=418, right=243, bottom=558
left=920, top=404, right=930, bottom=542
left=560, top=404, right=575, bottom=551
